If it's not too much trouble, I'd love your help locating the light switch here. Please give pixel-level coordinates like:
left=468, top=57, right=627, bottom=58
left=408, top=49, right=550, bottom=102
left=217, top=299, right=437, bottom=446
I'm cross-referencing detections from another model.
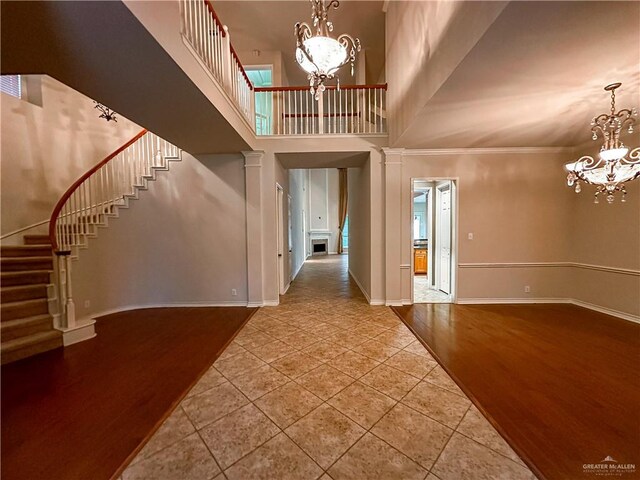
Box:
left=468, top=233, right=474, bottom=240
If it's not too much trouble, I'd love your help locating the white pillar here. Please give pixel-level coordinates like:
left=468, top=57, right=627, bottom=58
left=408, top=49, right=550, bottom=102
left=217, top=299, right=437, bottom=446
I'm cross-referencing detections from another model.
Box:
left=64, top=255, right=76, bottom=328
left=243, top=151, right=265, bottom=306
left=55, top=254, right=67, bottom=329
left=382, top=148, right=404, bottom=305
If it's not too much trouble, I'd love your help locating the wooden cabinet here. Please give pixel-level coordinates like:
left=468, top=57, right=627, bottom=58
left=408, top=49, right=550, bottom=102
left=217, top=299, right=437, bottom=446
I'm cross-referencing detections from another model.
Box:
left=414, top=248, right=428, bottom=274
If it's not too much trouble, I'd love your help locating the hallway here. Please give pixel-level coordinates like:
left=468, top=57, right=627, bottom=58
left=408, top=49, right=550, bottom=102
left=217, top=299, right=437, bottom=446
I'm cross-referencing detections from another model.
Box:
left=122, top=255, right=534, bottom=480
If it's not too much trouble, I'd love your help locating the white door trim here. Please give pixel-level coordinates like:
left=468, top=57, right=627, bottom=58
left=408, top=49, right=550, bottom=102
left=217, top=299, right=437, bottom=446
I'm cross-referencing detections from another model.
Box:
left=410, top=178, right=458, bottom=304
left=276, top=184, right=285, bottom=295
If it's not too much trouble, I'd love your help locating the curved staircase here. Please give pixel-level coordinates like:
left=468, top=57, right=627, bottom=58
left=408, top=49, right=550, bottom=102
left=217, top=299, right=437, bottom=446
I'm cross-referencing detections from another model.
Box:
left=1, top=235, right=62, bottom=364
left=1, top=129, right=181, bottom=364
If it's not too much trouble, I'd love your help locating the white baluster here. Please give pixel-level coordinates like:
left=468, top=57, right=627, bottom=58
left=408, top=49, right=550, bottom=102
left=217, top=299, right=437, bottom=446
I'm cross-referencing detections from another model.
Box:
left=318, top=89, right=324, bottom=134
left=374, top=88, right=378, bottom=133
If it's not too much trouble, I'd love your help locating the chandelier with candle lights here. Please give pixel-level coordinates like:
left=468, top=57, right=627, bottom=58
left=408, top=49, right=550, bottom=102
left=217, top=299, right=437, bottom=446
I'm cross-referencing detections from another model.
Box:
left=294, top=0, right=361, bottom=99
left=565, top=83, right=639, bottom=203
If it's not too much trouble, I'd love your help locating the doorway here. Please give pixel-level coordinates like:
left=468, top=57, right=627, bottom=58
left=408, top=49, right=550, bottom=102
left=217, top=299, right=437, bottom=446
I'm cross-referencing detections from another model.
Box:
left=411, top=179, right=456, bottom=303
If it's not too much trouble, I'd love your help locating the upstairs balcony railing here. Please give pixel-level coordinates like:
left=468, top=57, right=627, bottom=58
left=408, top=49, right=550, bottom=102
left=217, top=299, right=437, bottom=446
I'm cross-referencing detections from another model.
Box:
left=254, top=85, right=387, bottom=135
left=179, top=0, right=387, bottom=136
left=180, top=0, right=254, bottom=124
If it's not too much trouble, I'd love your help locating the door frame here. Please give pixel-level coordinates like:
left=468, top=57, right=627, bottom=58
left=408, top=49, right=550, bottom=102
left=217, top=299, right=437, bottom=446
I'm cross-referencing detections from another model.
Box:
left=410, top=178, right=459, bottom=304
left=276, top=184, right=286, bottom=295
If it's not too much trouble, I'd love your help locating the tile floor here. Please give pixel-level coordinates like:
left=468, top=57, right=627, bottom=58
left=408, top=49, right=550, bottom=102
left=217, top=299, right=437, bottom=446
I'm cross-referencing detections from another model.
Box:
left=414, top=276, right=450, bottom=303
left=122, top=255, right=536, bottom=480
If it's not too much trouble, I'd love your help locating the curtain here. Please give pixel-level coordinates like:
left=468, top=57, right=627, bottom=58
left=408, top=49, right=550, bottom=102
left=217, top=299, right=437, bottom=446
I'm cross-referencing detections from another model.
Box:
left=337, top=168, right=348, bottom=254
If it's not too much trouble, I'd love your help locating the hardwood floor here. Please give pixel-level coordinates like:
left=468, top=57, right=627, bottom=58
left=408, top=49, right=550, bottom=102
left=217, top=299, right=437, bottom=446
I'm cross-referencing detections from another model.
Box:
left=391, top=303, right=640, bottom=480
left=1, top=306, right=255, bottom=480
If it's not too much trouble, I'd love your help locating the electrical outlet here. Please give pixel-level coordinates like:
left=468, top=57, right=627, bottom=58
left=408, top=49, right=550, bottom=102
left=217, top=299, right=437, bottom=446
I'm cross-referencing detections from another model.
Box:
left=84, top=300, right=91, bottom=308
left=468, top=233, right=474, bottom=240
left=231, top=289, right=237, bottom=296
left=524, top=286, right=531, bottom=293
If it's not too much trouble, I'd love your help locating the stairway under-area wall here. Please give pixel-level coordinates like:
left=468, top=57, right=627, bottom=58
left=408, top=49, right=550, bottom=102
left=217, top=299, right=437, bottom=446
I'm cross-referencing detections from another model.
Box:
left=0, top=131, right=181, bottom=365
left=1, top=235, right=61, bottom=364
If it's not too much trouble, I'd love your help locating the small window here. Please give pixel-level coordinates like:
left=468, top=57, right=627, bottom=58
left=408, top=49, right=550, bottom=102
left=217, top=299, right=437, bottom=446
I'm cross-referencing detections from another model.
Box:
left=0, top=75, right=21, bottom=99
left=342, top=215, right=349, bottom=250
left=247, top=67, right=273, bottom=135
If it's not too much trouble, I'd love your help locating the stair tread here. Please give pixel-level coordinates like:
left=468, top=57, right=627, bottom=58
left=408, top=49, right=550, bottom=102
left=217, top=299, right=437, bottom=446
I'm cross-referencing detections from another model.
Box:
left=1, top=245, right=52, bottom=252
left=2, top=298, right=48, bottom=308
left=1, top=330, right=61, bottom=351
left=1, top=270, right=52, bottom=277
left=1, top=284, right=49, bottom=292
left=1, top=256, right=54, bottom=261
left=1, top=314, right=52, bottom=329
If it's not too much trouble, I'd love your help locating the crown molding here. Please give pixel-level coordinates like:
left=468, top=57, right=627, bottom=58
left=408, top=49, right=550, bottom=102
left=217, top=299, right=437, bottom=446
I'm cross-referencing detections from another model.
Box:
left=402, top=146, right=575, bottom=156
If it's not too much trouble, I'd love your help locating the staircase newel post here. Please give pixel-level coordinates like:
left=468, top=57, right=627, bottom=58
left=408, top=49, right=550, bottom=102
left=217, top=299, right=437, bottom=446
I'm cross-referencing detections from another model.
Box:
left=64, top=254, right=76, bottom=329
left=222, top=25, right=233, bottom=93
left=55, top=253, right=67, bottom=329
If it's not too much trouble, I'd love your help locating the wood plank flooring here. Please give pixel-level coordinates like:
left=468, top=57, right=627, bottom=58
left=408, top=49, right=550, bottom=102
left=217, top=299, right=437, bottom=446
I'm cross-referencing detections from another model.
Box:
left=1, top=306, right=255, bottom=480
left=391, top=303, right=640, bottom=480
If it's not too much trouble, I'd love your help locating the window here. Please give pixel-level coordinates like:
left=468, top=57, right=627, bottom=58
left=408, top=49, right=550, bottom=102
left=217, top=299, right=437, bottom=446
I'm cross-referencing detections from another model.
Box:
left=342, top=215, right=349, bottom=250
left=246, top=67, right=273, bottom=135
left=1, top=75, right=21, bottom=99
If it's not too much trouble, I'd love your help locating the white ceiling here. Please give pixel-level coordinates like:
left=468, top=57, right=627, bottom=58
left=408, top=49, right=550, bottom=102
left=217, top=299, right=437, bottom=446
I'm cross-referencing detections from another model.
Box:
left=213, top=0, right=386, bottom=86
left=395, top=1, right=640, bottom=149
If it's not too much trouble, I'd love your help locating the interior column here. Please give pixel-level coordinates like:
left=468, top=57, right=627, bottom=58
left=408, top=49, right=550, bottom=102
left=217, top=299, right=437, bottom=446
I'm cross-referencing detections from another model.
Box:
left=243, top=151, right=264, bottom=306
left=382, top=148, right=404, bottom=305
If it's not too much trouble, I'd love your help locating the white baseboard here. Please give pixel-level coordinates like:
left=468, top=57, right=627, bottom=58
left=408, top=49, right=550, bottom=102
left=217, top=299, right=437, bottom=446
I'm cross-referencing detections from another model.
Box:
left=456, top=297, right=569, bottom=305
left=84, top=301, right=254, bottom=321
left=291, top=261, right=304, bottom=282
left=348, top=269, right=371, bottom=304
left=262, top=300, right=279, bottom=307
left=456, top=297, right=639, bottom=323
left=283, top=282, right=291, bottom=294
left=570, top=299, right=640, bottom=324
left=58, top=319, right=97, bottom=346
left=385, top=302, right=404, bottom=307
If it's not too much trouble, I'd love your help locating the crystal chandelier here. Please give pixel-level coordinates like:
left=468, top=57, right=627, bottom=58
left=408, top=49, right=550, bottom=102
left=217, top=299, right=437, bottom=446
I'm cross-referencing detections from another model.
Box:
left=295, top=0, right=361, bottom=98
left=566, top=83, right=639, bottom=203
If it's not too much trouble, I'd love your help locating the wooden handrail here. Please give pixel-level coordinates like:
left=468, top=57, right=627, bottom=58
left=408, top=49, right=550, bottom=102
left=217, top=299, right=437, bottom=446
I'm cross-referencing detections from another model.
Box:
left=203, top=0, right=226, bottom=37
left=201, top=0, right=253, bottom=91
left=48, top=129, right=148, bottom=252
left=254, top=84, right=387, bottom=93
left=229, top=43, right=253, bottom=91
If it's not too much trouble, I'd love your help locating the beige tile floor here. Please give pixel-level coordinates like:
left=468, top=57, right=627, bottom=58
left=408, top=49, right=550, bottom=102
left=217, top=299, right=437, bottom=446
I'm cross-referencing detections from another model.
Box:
left=122, top=255, right=537, bottom=480
left=414, top=276, right=451, bottom=303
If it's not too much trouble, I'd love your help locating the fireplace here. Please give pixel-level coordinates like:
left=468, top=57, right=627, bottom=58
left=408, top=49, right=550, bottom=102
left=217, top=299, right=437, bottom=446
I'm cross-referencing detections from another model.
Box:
left=311, top=238, right=328, bottom=256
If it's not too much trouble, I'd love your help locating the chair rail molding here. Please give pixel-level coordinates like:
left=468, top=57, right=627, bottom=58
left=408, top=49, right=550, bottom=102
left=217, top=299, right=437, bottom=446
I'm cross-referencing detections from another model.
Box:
left=458, top=261, right=640, bottom=276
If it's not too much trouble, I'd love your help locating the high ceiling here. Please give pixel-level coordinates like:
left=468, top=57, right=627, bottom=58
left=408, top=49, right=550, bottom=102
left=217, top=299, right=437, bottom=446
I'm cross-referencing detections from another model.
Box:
left=213, top=0, right=385, bottom=87
left=393, top=1, right=640, bottom=148
left=215, top=1, right=639, bottom=149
